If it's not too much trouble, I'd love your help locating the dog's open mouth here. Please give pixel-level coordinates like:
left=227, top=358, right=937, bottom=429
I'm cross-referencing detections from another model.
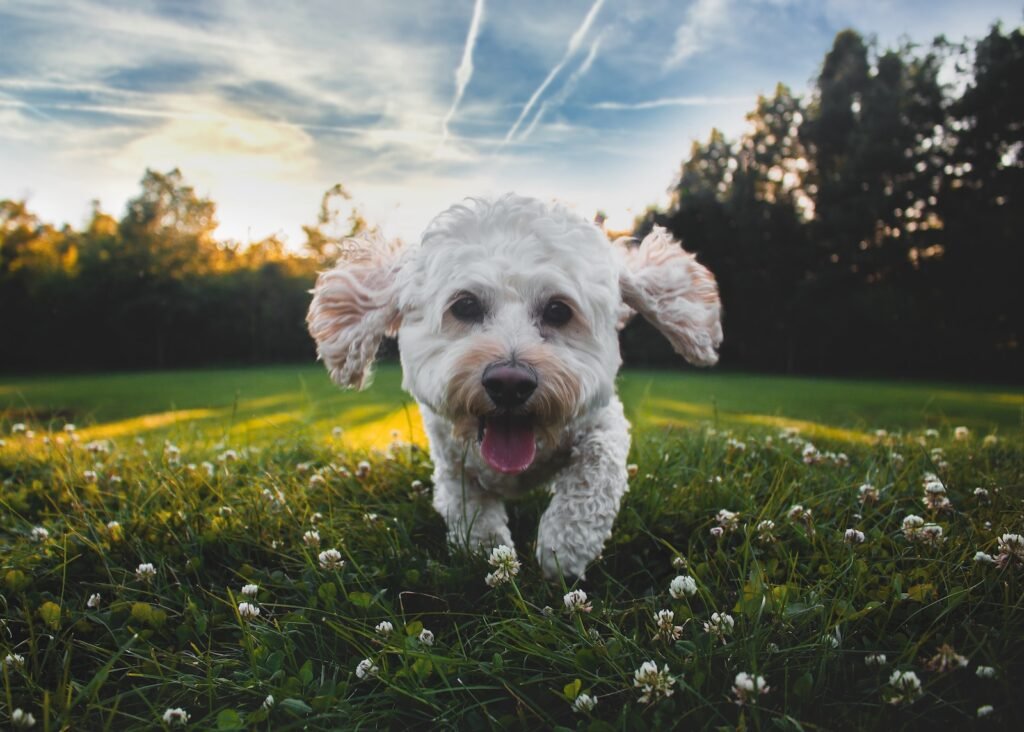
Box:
left=478, top=414, right=536, bottom=474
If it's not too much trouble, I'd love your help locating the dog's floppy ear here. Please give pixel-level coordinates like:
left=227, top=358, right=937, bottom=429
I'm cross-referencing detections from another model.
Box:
left=618, top=226, right=722, bottom=366
left=307, top=232, right=403, bottom=389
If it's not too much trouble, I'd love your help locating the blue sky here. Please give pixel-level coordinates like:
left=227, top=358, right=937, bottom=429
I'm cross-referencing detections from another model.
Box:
left=0, top=0, right=1020, bottom=243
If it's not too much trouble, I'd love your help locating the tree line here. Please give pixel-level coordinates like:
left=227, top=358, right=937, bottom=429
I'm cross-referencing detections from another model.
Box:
left=1, top=25, right=1020, bottom=380
left=624, top=25, right=1022, bottom=380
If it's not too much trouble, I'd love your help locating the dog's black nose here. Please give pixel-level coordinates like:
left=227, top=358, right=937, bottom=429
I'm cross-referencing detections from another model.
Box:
left=482, top=363, right=538, bottom=408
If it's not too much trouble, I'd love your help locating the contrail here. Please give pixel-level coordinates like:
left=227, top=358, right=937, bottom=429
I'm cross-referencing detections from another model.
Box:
left=591, top=95, right=750, bottom=110
left=519, top=30, right=605, bottom=142
left=437, top=0, right=485, bottom=153
left=502, top=0, right=603, bottom=145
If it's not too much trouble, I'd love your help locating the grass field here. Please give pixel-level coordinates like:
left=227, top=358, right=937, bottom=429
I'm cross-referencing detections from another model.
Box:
left=0, top=366, right=1022, bottom=729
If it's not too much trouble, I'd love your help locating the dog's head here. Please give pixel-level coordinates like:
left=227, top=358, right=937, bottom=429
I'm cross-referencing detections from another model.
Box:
left=308, top=194, right=722, bottom=474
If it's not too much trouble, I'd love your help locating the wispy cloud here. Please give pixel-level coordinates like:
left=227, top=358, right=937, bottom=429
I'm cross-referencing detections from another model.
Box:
left=502, top=0, right=605, bottom=144
left=665, top=0, right=730, bottom=68
left=591, top=95, right=751, bottom=110
left=438, top=0, right=486, bottom=152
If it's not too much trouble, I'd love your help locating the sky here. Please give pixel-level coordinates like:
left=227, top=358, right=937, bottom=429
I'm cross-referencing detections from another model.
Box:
left=1, top=0, right=1021, bottom=245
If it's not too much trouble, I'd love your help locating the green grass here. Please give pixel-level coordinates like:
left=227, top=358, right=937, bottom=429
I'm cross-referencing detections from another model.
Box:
left=0, top=366, right=1022, bottom=730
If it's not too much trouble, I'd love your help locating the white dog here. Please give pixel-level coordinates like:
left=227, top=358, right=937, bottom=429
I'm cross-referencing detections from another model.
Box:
left=307, top=194, right=721, bottom=580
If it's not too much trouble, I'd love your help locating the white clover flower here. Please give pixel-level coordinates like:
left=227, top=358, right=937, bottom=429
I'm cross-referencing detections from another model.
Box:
left=241, top=584, right=259, bottom=597
left=410, top=479, right=425, bottom=493
left=716, top=509, right=740, bottom=532
left=974, top=487, right=990, bottom=501
left=308, top=473, right=326, bottom=487
left=671, top=555, right=688, bottom=571
left=310, top=512, right=323, bottom=525
left=135, top=562, right=157, bottom=581
left=977, top=704, right=995, bottom=718
left=11, top=423, right=27, bottom=434
left=218, top=506, right=233, bottom=517
left=87, top=593, right=102, bottom=609
left=801, top=442, right=821, bottom=464
left=890, top=451, right=905, bottom=466
left=996, top=533, right=1024, bottom=568
left=626, top=463, right=639, bottom=478
left=302, top=530, right=321, bottom=548
left=30, top=526, right=49, bottom=542
left=318, top=549, right=345, bottom=570
left=418, top=628, right=434, bottom=646
left=858, top=483, right=879, bottom=504
left=162, top=707, right=189, bottom=725
left=709, top=526, right=724, bottom=539
left=83, top=469, right=98, bottom=484
left=954, top=426, right=970, bottom=441
left=925, top=643, right=967, bottom=672
left=355, top=460, right=371, bottom=478
left=902, top=515, right=924, bottom=541
left=237, top=602, right=260, bottom=620
left=355, top=658, right=378, bottom=679
left=262, top=694, right=275, bottom=710
left=375, top=620, right=394, bottom=636
left=485, top=545, right=521, bottom=587
left=4, top=653, right=25, bottom=667
left=788, top=504, right=812, bottom=523
left=865, top=653, right=887, bottom=666
left=669, top=574, right=697, bottom=599
left=976, top=665, right=997, bottom=679
left=888, top=670, right=923, bottom=704
left=918, top=523, right=944, bottom=546
left=63, top=423, right=76, bottom=433
left=201, top=461, right=215, bottom=477
left=653, top=609, right=683, bottom=642
left=217, top=449, right=239, bottom=462
left=924, top=428, right=939, bottom=439
left=572, top=692, right=597, bottom=713
left=726, top=437, right=746, bottom=452
left=633, top=661, right=676, bottom=703
left=732, top=671, right=770, bottom=705
left=974, top=551, right=996, bottom=565
left=110, top=475, right=122, bottom=485
left=702, top=612, right=735, bottom=642
left=563, top=589, right=592, bottom=613
left=754, top=519, right=776, bottom=543
left=844, top=528, right=866, bottom=544
left=11, top=709, right=36, bottom=728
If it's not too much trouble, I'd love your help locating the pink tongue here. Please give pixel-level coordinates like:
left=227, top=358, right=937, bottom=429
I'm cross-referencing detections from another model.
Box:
left=481, top=416, right=536, bottom=474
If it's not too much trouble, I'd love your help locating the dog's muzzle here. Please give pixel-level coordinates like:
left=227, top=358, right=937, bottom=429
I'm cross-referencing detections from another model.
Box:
left=479, top=362, right=538, bottom=474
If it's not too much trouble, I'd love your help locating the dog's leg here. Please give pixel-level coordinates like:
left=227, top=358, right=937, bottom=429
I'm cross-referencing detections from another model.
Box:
left=536, top=399, right=631, bottom=580
left=433, top=477, right=513, bottom=552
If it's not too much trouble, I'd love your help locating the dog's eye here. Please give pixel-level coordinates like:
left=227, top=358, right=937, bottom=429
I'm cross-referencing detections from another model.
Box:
left=450, top=294, right=485, bottom=323
left=542, top=299, right=573, bottom=327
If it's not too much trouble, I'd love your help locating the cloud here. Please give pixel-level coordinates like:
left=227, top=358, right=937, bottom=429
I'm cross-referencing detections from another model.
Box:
left=502, top=0, right=605, bottom=144
left=591, top=95, right=752, bottom=110
left=665, top=0, right=730, bottom=68
left=438, top=0, right=486, bottom=151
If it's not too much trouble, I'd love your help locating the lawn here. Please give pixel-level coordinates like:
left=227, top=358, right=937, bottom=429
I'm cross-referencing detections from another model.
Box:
left=0, top=366, right=1021, bottom=729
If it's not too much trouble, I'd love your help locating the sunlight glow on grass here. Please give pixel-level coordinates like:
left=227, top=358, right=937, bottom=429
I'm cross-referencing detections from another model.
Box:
left=341, top=406, right=426, bottom=449
left=78, top=408, right=218, bottom=440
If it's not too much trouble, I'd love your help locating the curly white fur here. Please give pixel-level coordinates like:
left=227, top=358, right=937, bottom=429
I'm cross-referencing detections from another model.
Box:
left=308, top=194, right=721, bottom=580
